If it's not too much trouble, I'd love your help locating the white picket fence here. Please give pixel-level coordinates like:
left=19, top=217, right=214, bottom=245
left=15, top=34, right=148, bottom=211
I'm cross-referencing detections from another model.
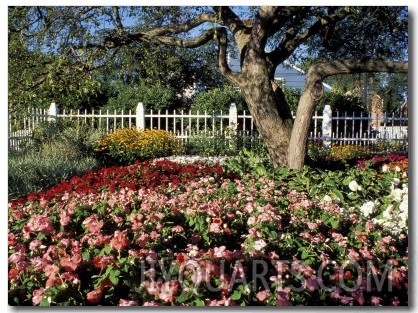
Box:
left=8, top=102, right=408, bottom=151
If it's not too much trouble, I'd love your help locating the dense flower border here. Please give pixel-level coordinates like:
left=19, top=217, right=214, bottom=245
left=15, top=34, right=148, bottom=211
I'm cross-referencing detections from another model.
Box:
left=8, top=158, right=408, bottom=306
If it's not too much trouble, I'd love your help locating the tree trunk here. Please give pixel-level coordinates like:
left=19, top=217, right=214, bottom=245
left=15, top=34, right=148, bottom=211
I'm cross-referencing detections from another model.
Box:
left=288, top=59, right=408, bottom=170
left=239, top=59, right=293, bottom=167
left=288, top=77, right=323, bottom=170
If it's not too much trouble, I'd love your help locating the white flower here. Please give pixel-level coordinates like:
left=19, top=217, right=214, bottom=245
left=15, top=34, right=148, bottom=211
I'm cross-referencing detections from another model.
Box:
left=383, top=205, right=393, bottom=219
left=382, top=164, right=389, bottom=172
left=392, top=178, right=400, bottom=187
left=349, top=180, right=361, bottom=192
left=390, top=188, right=403, bottom=202
left=399, top=199, right=408, bottom=214
left=360, top=201, right=376, bottom=217
left=395, top=166, right=401, bottom=172
left=323, top=195, right=332, bottom=204
left=253, top=239, right=267, bottom=251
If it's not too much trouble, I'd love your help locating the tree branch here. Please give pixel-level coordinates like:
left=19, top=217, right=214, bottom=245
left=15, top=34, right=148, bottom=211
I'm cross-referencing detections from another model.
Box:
left=268, top=7, right=353, bottom=67
left=217, top=27, right=240, bottom=85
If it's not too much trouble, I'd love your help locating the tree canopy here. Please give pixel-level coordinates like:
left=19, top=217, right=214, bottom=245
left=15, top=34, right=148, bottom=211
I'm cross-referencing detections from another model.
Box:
left=8, top=6, right=408, bottom=168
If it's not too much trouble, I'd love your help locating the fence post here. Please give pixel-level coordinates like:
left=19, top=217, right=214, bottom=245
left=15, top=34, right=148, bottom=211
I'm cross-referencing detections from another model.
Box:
left=48, top=102, right=58, bottom=122
left=229, top=103, right=238, bottom=134
left=136, top=102, right=145, bottom=130
left=322, top=105, right=332, bottom=153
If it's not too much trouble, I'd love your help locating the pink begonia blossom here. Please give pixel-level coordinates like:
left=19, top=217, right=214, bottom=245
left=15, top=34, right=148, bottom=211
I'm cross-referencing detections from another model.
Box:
left=110, top=230, right=130, bottom=251
left=32, top=287, right=46, bottom=305
left=130, top=213, right=143, bottom=230
left=158, top=280, right=180, bottom=303
left=30, top=257, right=49, bottom=272
left=213, top=246, right=226, bottom=258
left=256, top=290, right=270, bottom=302
left=340, top=295, right=354, bottom=305
left=86, top=288, right=104, bottom=304
left=118, top=298, right=139, bottom=306
left=82, top=214, right=104, bottom=233
left=146, top=251, right=158, bottom=264
left=171, top=225, right=184, bottom=233
left=8, top=250, right=26, bottom=264
left=143, top=301, right=160, bottom=306
left=370, top=296, right=383, bottom=306
left=59, top=209, right=71, bottom=226
left=60, top=253, right=82, bottom=272
left=352, top=289, right=365, bottom=305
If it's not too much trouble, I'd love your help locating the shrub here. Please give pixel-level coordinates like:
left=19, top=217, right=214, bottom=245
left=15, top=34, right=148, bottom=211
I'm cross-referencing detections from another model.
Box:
left=104, top=83, right=176, bottom=112
left=97, top=127, right=184, bottom=165
left=8, top=141, right=99, bottom=199
left=8, top=121, right=103, bottom=199
left=192, top=84, right=247, bottom=112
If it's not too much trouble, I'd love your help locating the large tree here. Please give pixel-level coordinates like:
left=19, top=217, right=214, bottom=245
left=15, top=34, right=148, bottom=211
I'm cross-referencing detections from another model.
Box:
left=8, top=6, right=408, bottom=169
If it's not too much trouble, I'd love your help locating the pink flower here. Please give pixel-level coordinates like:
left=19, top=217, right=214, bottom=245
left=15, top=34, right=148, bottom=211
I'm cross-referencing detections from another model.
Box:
left=158, top=280, right=180, bottom=303
left=213, top=246, right=226, bottom=258
left=110, top=230, right=130, bottom=251
left=171, top=225, right=184, bottom=233
left=256, top=290, right=270, bottom=302
left=43, top=263, right=59, bottom=278
left=82, top=214, right=104, bottom=233
left=60, top=253, right=82, bottom=272
left=32, top=287, right=46, bottom=305
left=86, top=288, right=104, bottom=304
left=93, top=255, right=115, bottom=269
left=370, top=296, right=383, bottom=306
left=276, top=286, right=291, bottom=306
left=118, top=298, right=139, bottom=306
left=30, top=256, right=48, bottom=272
left=306, top=222, right=318, bottom=230
left=59, top=209, right=71, bottom=226
left=136, top=234, right=150, bottom=248
left=340, top=295, right=353, bottom=305
left=29, top=239, right=43, bottom=251
left=130, top=213, right=143, bottom=230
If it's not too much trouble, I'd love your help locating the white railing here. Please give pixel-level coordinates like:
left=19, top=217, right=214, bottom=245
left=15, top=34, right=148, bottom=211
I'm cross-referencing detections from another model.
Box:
left=8, top=102, right=408, bottom=152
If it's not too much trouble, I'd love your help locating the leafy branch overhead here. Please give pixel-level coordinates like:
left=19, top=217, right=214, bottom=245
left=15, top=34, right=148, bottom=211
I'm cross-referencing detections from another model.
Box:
left=8, top=6, right=408, bottom=169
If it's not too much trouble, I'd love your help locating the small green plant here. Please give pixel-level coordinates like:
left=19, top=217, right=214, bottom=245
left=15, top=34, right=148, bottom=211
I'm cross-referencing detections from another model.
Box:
left=223, top=147, right=270, bottom=177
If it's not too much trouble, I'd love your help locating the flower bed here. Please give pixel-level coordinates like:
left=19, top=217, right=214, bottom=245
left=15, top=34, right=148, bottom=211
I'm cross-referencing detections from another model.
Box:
left=8, top=158, right=408, bottom=306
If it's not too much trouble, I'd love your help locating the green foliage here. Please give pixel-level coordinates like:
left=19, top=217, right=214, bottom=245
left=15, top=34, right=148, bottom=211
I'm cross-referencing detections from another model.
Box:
left=184, top=131, right=267, bottom=157
left=8, top=143, right=98, bottom=200
left=103, top=83, right=176, bottom=112
left=283, top=86, right=301, bottom=113
left=192, top=85, right=247, bottom=113
left=315, top=91, right=365, bottom=113
left=223, top=147, right=270, bottom=177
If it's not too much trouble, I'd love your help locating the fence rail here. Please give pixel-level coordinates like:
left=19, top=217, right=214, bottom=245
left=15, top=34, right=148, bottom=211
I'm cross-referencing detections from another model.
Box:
left=8, top=102, right=408, bottom=152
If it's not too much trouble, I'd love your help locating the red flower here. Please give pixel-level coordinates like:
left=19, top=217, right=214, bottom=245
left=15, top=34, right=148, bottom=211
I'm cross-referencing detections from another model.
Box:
left=8, top=268, right=20, bottom=281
